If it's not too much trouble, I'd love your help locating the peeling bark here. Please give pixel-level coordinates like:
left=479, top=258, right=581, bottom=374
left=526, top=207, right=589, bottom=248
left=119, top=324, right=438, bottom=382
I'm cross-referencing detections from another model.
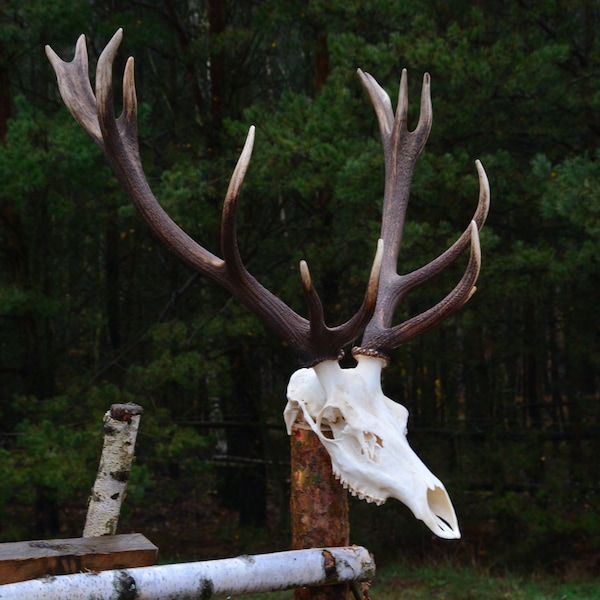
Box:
left=83, top=404, right=143, bottom=537
left=0, top=546, right=374, bottom=599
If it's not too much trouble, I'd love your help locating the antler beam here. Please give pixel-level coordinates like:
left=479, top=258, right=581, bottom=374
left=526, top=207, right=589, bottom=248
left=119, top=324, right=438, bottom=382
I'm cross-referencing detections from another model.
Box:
left=46, top=30, right=489, bottom=366
left=354, top=69, right=490, bottom=361
left=45, top=30, right=383, bottom=366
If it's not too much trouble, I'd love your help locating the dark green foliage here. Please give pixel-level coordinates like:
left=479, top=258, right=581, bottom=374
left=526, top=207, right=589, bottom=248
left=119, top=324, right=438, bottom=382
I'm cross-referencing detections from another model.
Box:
left=0, top=0, right=598, bottom=571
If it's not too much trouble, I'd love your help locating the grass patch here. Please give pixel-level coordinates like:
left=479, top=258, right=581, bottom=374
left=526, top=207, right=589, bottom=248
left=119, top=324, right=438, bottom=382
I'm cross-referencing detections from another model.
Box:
left=371, top=561, right=600, bottom=599
left=242, top=560, right=600, bottom=599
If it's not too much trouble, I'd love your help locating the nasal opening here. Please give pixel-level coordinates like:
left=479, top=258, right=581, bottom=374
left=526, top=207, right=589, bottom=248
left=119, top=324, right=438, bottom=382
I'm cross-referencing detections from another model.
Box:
left=427, top=486, right=461, bottom=539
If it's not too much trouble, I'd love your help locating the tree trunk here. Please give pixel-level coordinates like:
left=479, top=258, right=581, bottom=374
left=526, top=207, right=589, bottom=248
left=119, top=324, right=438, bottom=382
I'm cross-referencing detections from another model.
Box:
left=314, top=33, right=329, bottom=92
left=105, top=209, right=121, bottom=350
left=208, top=0, right=226, bottom=138
left=0, top=43, right=11, bottom=143
left=290, top=424, right=350, bottom=600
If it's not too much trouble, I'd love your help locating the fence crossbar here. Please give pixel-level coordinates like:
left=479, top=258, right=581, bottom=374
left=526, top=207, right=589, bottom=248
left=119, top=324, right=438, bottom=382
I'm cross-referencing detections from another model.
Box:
left=0, top=545, right=374, bottom=599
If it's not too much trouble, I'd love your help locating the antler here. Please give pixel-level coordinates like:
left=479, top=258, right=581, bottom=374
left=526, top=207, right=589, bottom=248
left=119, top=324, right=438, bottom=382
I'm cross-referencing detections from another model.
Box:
left=46, top=30, right=383, bottom=367
left=353, top=69, right=490, bottom=361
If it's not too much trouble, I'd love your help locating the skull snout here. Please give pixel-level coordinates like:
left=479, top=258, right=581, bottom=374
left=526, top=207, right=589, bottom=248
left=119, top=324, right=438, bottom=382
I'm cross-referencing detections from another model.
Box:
left=424, top=486, right=461, bottom=539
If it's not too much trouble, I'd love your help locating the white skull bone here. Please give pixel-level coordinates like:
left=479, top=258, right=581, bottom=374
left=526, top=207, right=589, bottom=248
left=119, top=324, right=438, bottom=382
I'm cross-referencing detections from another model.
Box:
left=284, top=354, right=460, bottom=540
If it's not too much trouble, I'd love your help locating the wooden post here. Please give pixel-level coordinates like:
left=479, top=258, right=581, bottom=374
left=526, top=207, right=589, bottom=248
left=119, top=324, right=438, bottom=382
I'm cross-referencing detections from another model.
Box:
left=291, top=424, right=350, bottom=600
left=83, top=403, right=143, bottom=537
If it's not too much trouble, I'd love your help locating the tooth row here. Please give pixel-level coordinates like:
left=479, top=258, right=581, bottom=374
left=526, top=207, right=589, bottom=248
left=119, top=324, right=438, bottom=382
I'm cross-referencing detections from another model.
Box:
left=332, top=470, right=385, bottom=505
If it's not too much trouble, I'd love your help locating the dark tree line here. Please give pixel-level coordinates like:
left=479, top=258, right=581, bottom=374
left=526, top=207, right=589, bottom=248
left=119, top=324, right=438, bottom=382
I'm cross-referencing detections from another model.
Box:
left=0, top=0, right=598, bottom=569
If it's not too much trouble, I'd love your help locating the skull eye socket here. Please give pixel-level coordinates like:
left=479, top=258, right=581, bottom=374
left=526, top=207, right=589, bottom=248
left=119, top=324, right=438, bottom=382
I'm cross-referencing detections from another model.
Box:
left=318, top=406, right=345, bottom=439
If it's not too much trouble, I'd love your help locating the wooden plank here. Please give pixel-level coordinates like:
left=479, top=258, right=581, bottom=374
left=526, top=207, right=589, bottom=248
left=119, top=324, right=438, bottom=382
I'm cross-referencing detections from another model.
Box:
left=0, top=533, right=157, bottom=585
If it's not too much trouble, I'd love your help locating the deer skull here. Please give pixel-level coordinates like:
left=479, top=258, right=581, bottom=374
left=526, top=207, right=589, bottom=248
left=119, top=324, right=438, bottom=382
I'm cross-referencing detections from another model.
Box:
left=47, top=32, right=488, bottom=543
left=284, top=355, right=460, bottom=539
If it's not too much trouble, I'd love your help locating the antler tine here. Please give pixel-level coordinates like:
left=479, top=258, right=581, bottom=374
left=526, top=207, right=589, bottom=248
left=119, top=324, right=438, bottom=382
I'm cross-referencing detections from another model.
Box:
left=47, top=31, right=384, bottom=367
left=388, top=159, right=490, bottom=304
left=327, top=238, right=384, bottom=339
left=97, top=30, right=138, bottom=141
left=358, top=69, right=394, bottom=137
left=220, top=124, right=256, bottom=272
left=95, top=29, right=124, bottom=135
left=355, top=70, right=489, bottom=361
left=298, top=239, right=384, bottom=364
left=358, top=69, right=432, bottom=276
left=355, top=222, right=481, bottom=359
left=45, top=35, right=103, bottom=146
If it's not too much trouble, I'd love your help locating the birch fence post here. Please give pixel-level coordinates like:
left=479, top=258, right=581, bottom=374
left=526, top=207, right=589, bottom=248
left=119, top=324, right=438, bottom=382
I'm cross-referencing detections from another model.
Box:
left=83, top=403, right=143, bottom=537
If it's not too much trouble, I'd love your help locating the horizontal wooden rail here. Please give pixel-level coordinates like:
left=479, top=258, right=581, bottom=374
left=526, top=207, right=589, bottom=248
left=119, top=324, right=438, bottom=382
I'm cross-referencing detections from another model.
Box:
left=0, top=546, right=375, bottom=600
left=0, top=534, right=157, bottom=585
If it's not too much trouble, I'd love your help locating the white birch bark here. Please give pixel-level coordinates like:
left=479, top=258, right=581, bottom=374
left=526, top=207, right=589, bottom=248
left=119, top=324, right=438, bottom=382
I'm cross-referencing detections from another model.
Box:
left=83, top=403, right=143, bottom=537
left=0, top=546, right=374, bottom=600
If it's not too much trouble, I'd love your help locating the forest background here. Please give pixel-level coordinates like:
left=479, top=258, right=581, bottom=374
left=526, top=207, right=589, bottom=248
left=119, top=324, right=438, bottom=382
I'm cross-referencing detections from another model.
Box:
left=0, top=0, right=599, bottom=575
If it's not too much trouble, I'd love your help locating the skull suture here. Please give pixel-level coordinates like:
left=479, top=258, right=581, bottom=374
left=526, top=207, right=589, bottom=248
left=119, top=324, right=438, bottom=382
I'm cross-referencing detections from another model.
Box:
left=284, top=354, right=460, bottom=540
